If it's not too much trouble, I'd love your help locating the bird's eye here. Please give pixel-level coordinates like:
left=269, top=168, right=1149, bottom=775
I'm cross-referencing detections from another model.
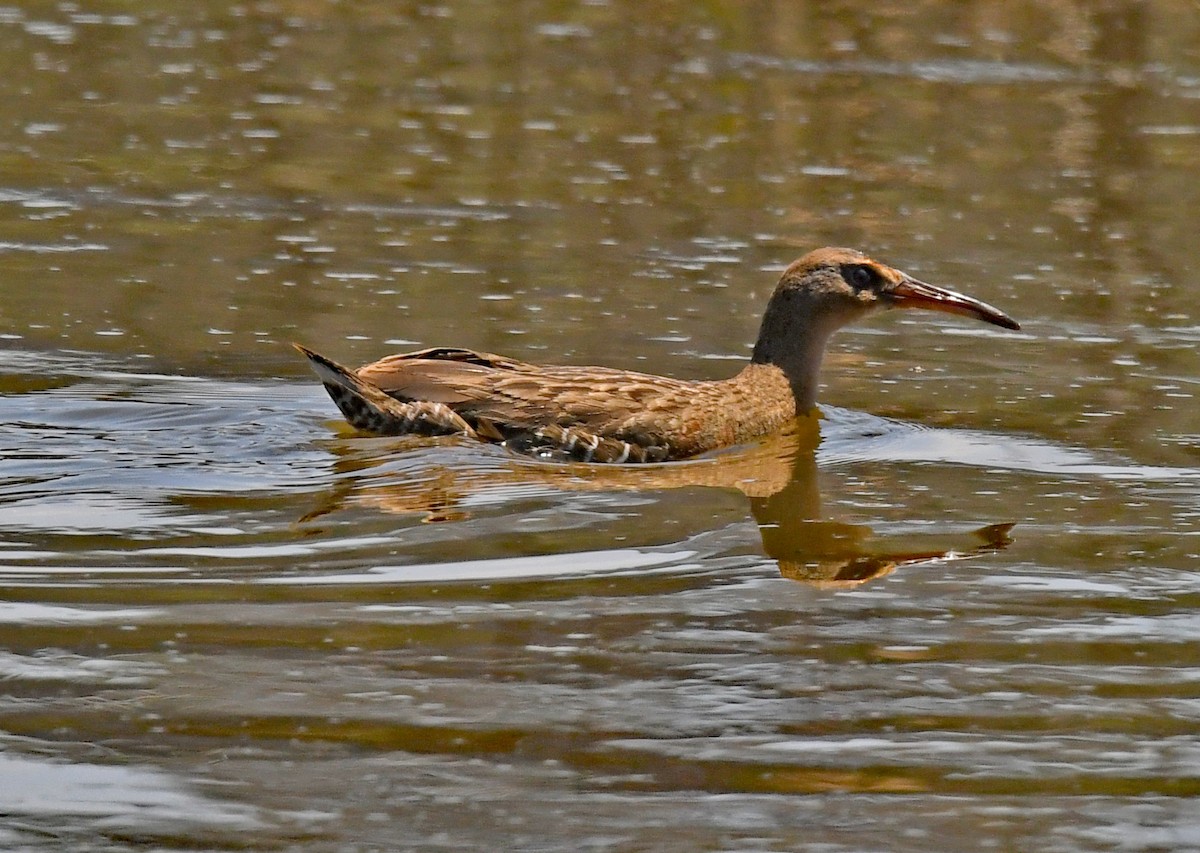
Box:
left=845, top=265, right=875, bottom=289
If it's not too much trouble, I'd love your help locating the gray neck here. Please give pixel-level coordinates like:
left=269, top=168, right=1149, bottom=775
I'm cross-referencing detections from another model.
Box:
left=750, top=292, right=843, bottom=411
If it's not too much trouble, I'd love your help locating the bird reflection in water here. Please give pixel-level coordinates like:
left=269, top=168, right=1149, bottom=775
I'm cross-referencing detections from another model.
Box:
left=300, top=416, right=1014, bottom=588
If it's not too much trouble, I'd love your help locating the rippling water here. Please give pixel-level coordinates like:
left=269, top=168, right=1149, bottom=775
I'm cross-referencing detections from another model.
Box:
left=4, top=349, right=1200, bottom=849
left=2, top=1, right=1200, bottom=850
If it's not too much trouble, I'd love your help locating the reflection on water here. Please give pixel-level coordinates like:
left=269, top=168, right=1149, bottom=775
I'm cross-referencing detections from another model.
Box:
left=304, top=413, right=1018, bottom=587
left=2, top=0, right=1200, bottom=849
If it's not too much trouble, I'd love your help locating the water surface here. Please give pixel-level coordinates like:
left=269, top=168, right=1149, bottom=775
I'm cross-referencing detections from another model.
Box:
left=1, top=2, right=1199, bottom=850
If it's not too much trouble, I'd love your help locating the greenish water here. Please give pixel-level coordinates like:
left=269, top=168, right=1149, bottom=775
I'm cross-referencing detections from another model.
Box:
left=1, top=2, right=1199, bottom=850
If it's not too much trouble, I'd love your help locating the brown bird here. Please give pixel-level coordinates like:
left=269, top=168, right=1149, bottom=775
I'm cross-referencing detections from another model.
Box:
left=295, top=247, right=1019, bottom=463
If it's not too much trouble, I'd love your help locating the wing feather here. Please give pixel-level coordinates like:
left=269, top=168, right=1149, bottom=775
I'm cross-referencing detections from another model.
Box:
left=356, top=347, right=698, bottom=444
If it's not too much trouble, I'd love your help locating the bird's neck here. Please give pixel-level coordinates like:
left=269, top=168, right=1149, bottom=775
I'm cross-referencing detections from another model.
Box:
left=749, top=294, right=843, bottom=412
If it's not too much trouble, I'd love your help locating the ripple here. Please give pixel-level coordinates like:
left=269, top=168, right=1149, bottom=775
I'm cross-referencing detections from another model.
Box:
left=819, top=406, right=1200, bottom=482
left=728, top=53, right=1087, bottom=85
left=0, top=241, right=107, bottom=253
left=257, top=546, right=698, bottom=585
left=0, top=753, right=277, bottom=835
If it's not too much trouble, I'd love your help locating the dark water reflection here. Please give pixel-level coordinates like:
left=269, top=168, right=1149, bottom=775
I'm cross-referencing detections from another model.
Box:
left=2, top=1, right=1200, bottom=850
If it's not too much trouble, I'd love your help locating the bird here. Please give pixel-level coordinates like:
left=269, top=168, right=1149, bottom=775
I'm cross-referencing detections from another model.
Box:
left=295, top=247, right=1019, bottom=464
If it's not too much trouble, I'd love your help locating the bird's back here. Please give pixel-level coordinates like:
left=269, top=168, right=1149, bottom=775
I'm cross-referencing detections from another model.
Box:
left=355, top=346, right=710, bottom=461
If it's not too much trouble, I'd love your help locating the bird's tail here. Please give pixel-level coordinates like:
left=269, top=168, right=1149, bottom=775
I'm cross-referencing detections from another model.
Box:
left=293, top=343, right=474, bottom=437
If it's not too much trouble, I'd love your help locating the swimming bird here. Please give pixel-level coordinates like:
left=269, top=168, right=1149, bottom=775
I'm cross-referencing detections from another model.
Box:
left=295, top=247, right=1019, bottom=463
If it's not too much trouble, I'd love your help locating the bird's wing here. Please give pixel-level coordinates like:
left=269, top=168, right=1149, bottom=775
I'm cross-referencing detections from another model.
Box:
left=358, top=349, right=696, bottom=442
left=356, top=347, right=528, bottom=404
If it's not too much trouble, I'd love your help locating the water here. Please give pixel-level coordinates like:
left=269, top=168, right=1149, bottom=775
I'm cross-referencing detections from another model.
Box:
left=2, top=2, right=1199, bottom=850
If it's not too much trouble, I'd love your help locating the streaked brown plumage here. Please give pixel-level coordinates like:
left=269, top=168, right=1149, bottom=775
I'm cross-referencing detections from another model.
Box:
left=296, top=247, right=1020, bottom=463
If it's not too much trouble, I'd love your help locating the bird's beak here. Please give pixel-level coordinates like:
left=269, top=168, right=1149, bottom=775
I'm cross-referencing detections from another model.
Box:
left=888, top=276, right=1020, bottom=331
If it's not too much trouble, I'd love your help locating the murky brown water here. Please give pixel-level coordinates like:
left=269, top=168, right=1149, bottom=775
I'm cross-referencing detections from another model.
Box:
left=2, top=2, right=1199, bottom=850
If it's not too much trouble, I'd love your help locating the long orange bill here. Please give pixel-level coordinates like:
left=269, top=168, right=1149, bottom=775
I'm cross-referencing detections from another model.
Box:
left=889, top=277, right=1020, bottom=331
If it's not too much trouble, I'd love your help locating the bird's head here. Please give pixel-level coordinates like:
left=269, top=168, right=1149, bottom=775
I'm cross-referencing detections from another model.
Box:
left=771, top=247, right=1020, bottom=331
left=751, top=247, right=1020, bottom=410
